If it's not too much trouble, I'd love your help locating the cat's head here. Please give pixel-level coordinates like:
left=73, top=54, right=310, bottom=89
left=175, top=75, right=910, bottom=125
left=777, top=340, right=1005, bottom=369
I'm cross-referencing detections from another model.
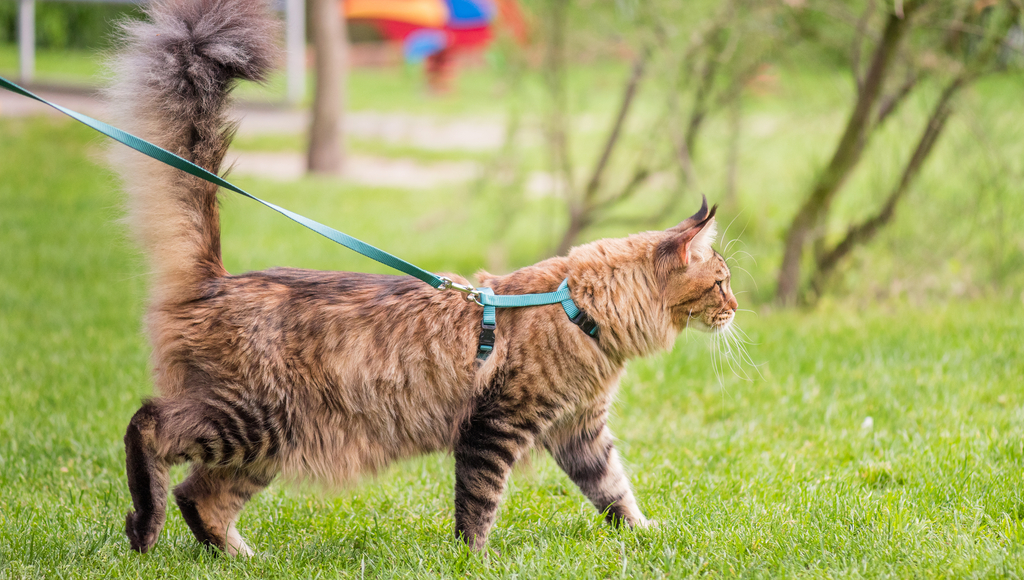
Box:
left=565, top=196, right=737, bottom=357
left=654, top=196, right=737, bottom=333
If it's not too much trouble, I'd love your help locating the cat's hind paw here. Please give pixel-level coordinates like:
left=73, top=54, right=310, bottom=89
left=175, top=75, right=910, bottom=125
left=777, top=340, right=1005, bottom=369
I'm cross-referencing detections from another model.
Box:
left=125, top=510, right=162, bottom=553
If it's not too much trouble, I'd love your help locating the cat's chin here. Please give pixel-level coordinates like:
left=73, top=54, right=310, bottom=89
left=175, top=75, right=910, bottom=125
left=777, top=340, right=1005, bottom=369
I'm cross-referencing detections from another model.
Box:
left=687, top=313, right=734, bottom=333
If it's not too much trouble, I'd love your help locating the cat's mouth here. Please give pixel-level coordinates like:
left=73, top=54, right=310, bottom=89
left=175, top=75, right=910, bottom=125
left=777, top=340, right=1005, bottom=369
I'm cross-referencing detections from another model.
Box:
left=711, top=311, right=735, bottom=331
left=685, top=309, right=735, bottom=333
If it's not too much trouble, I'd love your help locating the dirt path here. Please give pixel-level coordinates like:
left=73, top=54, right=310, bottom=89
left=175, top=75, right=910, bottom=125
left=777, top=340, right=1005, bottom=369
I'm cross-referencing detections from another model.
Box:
left=1, top=87, right=501, bottom=188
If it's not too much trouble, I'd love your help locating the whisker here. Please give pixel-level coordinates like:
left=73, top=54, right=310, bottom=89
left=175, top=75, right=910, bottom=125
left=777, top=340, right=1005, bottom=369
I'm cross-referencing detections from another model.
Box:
left=720, top=212, right=743, bottom=250
left=722, top=327, right=753, bottom=382
left=731, top=250, right=757, bottom=266
left=722, top=216, right=751, bottom=258
left=733, top=324, right=766, bottom=379
left=732, top=265, right=760, bottom=293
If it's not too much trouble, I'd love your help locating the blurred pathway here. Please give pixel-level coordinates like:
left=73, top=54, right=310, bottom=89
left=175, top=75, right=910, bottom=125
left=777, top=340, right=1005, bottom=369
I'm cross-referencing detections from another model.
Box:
left=0, top=86, right=499, bottom=189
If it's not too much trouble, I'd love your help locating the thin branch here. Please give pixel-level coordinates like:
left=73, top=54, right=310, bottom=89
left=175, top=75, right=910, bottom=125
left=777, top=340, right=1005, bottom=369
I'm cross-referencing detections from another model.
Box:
left=684, top=38, right=726, bottom=159
left=725, top=91, right=742, bottom=205
left=852, top=0, right=878, bottom=95
left=670, top=107, right=699, bottom=189
left=591, top=165, right=653, bottom=213
left=804, top=3, right=881, bottom=44
left=582, top=47, right=650, bottom=204
left=813, top=80, right=959, bottom=289
left=874, top=65, right=919, bottom=126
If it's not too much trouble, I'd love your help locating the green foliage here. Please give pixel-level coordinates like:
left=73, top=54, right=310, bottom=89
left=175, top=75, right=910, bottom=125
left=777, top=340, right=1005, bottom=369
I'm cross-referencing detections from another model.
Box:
left=3, top=115, right=1024, bottom=578
left=0, top=1, right=142, bottom=49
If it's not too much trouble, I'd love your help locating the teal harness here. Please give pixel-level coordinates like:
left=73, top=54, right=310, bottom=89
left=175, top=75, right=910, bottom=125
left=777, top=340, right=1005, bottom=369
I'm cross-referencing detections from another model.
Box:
left=0, top=76, right=598, bottom=361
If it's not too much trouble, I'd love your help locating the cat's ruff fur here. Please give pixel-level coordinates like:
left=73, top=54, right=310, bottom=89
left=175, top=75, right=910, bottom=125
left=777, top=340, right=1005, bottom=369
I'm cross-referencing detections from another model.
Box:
left=111, top=0, right=738, bottom=556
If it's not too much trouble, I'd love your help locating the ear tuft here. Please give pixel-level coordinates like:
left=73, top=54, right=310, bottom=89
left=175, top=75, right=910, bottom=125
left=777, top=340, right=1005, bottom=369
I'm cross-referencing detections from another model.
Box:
left=669, top=195, right=711, bottom=234
left=657, top=198, right=720, bottom=271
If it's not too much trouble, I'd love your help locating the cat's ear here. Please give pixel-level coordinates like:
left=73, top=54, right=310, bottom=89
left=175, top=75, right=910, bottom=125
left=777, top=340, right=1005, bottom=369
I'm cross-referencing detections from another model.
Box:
left=668, top=195, right=712, bottom=234
left=659, top=197, right=718, bottom=268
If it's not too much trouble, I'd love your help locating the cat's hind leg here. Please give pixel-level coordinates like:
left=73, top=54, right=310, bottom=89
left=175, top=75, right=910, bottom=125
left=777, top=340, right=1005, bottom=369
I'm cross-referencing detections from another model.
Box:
left=124, top=401, right=174, bottom=553
left=548, top=421, right=649, bottom=528
left=124, top=397, right=279, bottom=554
left=173, top=464, right=273, bottom=557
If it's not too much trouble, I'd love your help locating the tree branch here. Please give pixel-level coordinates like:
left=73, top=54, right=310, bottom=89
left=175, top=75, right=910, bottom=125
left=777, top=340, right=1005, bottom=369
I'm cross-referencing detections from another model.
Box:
left=582, top=47, right=650, bottom=204
left=810, top=2, right=1020, bottom=295
left=852, top=0, right=878, bottom=95
left=776, top=1, right=921, bottom=304
left=874, top=65, right=919, bottom=127
left=812, top=80, right=959, bottom=292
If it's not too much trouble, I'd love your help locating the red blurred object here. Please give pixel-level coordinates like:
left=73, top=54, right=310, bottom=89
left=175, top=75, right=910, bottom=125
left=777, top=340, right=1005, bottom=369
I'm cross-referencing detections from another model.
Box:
left=375, top=20, right=493, bottom=50
left=343, top=0, right=526, bottom=93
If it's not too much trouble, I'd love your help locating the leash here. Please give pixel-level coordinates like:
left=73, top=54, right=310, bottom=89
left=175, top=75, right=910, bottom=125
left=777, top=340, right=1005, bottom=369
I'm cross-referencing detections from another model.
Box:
left=0, top=75, right=597, bottom=360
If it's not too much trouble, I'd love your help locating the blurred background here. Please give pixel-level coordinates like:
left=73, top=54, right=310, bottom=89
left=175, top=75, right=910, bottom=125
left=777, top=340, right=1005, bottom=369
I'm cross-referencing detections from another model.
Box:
left=2, top=0, right=1022, bottom=307
left=2, top=2, right=1024, bottom=575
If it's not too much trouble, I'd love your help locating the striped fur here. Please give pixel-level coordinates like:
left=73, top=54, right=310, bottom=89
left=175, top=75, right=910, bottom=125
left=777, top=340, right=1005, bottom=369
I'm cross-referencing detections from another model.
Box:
left=111, top=0, right=738, bottom=556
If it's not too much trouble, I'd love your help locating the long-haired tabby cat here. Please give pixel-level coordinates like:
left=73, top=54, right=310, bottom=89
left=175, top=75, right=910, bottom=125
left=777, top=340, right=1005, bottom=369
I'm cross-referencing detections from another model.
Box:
left=112, top=0, right=738, bottom=557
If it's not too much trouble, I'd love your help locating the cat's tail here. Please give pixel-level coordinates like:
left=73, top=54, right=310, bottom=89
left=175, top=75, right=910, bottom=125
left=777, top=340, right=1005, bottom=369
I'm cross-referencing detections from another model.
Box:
left=106, top=0, right=279, bottom=303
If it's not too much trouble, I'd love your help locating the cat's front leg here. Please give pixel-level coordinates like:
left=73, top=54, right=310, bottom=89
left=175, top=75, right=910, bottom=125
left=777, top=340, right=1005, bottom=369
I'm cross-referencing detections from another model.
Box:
left=548, top=422, right=649, bottom=528
left=453, top=413, right=534, bottom=550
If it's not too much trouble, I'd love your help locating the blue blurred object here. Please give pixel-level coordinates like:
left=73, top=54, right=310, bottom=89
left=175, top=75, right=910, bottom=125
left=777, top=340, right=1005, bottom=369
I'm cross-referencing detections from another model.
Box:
left=446, top=0, right=494, bottom=29
left=404, top=28, right=449, bottom=62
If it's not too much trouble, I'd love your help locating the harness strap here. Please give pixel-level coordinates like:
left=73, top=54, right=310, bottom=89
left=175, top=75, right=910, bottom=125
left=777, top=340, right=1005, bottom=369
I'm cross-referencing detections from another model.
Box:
left=476, top=278, right=598, bottom=361
left=476, top=288, right=496, bottom=361
left=558, top=278, right=599, bottom=338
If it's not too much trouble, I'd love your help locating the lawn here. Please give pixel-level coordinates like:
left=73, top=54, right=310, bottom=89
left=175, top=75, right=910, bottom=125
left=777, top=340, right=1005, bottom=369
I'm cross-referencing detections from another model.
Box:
left=2, top=102, right=1023, bottom=580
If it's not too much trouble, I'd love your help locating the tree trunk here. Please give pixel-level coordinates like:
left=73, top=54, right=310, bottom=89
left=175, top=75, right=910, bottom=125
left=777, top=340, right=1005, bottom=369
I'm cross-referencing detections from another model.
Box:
left=810, top=80, right=959, bottom=295
left=775, top=2, right=918, bottom=305
left=807, top=3, right=1020, bottom=296
left=307, top=0, right=347, bottom=175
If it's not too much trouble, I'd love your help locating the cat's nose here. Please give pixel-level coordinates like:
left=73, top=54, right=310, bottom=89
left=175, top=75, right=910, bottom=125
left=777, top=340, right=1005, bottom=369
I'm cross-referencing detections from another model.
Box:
left=727, top=295, right=738, bottom=311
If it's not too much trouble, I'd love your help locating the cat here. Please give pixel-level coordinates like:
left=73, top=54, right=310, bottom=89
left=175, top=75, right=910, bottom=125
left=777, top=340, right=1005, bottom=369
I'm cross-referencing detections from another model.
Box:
left=110, top=0, right=738, bottom=557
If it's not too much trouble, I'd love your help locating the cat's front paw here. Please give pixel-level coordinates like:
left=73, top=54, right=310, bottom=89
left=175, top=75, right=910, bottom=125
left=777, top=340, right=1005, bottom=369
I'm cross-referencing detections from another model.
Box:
left=636, top=518, right=660, bottom=529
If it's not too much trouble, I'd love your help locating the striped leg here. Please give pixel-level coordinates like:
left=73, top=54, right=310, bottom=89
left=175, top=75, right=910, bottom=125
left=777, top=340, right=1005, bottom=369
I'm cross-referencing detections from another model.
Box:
left=124, top=396, right=282, bottom=555
left=124, top=402, right=171, bottom=553
left=549, top=423, right=648, bottom=527
left=173, top=464, right=272, bottom=556
left=453, top=414, right=533, bottom=550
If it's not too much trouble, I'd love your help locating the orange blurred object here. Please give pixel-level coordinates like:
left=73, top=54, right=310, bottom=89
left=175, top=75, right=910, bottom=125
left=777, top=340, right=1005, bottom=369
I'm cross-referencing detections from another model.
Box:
left=344, top=0, right=447, bottom=28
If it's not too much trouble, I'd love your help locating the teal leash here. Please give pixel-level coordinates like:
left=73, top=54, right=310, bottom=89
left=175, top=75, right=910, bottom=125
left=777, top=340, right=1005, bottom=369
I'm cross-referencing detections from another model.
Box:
left=0, top=75, right=597, bottom=356
left=0, top=75, right=446, bottom=289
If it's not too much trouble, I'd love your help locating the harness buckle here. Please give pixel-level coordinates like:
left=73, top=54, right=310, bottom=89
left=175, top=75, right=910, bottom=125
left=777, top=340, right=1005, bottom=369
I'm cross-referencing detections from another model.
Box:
left=570, top=311, right=600, bottom=337
left=478, top=323, right=496, bottom=348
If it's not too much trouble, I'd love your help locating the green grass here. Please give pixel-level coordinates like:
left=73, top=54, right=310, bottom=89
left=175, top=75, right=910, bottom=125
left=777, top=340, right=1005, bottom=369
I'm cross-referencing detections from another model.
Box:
left=3, top=110, right=1024, bottom=579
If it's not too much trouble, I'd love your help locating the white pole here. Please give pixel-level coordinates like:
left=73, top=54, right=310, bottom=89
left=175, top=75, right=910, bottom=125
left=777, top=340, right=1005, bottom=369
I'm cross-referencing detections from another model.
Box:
left=18, top=0, right=35, bottom=84
left=285, top=0, right=306, bottom=105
